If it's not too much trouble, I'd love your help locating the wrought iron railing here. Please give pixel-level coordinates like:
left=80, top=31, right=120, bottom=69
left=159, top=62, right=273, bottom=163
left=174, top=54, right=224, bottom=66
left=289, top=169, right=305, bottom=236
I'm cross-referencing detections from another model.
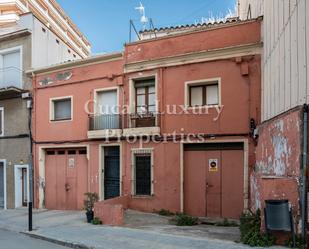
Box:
left=128, top=112, right=159, bottom=128
left=89, top=114, right=122, bottom=130
left=89, top=113, right=160, bottom=131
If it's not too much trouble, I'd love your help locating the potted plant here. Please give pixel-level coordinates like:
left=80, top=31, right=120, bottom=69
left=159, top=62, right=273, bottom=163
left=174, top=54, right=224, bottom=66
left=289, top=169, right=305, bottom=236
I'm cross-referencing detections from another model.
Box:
left=83, top=192, right=99, bottom=223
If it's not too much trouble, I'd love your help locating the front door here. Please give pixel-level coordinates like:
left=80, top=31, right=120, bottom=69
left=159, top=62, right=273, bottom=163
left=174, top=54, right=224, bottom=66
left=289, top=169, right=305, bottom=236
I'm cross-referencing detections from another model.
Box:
left=45, top=148, right=88, bottom=210
left=0, top=162, right=4, bottom=208
left=184, top=143, right=244, bottom=219
left=103, top=146, right=120, bottom=200
left=21, top=168, right=28, bottom=207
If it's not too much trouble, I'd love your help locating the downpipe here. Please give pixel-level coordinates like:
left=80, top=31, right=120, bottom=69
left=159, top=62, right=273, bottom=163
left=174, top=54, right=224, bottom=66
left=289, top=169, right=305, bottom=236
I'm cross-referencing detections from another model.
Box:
left=301, top=104, right=308, bottom=243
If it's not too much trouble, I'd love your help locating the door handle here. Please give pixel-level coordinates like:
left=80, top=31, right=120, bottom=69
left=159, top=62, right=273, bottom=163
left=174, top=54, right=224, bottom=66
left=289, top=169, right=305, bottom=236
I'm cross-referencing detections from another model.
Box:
left=206, top=183, right=213, bottom=188
left=65, top=183, right=71, bottom=192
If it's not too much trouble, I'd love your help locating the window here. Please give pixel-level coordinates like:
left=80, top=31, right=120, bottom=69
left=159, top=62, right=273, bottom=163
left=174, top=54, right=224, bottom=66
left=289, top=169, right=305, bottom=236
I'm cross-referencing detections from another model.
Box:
left=0, top=107, right=3, bottom=136
left=132, top=150, right=153, bottom=196
left=0, top=49, right=22, bottom=88
left=51, top=97, right=72, bottom=121
left=189, top=82, right=219, bottom=106
left=135, top=78, right=156, bottom=114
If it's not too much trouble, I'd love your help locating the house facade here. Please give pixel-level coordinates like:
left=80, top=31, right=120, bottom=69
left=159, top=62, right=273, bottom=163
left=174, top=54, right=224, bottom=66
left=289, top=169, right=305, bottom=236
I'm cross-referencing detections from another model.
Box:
left=30, top=18, right=261, bottom=221
left=0, top=1, right=90, bottom=209
left=239, top=0, right=309, bottom=233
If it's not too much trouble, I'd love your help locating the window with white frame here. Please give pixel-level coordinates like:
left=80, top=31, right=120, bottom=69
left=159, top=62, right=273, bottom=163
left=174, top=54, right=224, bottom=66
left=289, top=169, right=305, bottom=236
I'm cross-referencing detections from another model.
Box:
left=132, top=149, right=153, bottom=196
left=0, top=107, right=3, bottom=136
left=0, top=48, right=22, bottom=89
left=188, top=81, right=219, bottom=107
left=51, top=97, right=72, bottom=121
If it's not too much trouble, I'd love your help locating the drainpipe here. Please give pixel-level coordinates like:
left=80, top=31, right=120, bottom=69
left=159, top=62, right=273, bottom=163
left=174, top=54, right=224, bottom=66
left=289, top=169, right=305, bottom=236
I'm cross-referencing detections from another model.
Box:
left=301, top=104, right=308, bottom=242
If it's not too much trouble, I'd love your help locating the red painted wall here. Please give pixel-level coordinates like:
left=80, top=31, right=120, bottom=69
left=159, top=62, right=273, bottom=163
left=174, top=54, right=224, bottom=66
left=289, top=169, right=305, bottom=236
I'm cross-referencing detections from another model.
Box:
left=125, top=21, right=261, bottom=63
left=33, top=20, right=261, bottom=214
left=252, top=107, right=302, bottom=230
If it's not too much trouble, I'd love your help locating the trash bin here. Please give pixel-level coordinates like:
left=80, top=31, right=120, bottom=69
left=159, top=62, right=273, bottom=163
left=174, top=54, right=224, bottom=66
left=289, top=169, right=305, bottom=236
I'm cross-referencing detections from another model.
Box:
left=264, top=199, right=295, bottom=247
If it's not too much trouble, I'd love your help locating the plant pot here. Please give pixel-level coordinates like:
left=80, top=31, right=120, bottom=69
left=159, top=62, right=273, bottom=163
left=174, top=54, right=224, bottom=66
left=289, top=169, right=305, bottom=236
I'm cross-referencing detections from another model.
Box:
left=86, top=210, right=94, bottom=223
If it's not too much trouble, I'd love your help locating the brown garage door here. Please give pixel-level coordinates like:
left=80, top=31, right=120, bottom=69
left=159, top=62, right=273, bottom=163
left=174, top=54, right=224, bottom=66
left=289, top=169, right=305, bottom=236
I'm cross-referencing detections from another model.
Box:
left=184, top=143, right=244, bottom=219
left=45, top=148, right=88, bottom=210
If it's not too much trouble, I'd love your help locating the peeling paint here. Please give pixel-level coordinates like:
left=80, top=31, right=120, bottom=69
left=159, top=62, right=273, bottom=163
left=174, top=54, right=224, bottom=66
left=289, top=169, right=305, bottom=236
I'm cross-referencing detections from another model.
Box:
left=251, top=107, right=302, bottom=228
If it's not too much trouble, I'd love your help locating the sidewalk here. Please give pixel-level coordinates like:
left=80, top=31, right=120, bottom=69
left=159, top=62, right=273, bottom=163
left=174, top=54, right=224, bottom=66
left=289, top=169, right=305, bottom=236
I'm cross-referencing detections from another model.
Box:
left=0, top=209, right=285, bottom=249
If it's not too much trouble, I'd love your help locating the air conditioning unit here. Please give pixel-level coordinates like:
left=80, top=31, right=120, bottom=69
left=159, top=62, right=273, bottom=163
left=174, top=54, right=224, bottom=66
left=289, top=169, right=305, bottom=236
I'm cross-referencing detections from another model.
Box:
left=21, top=92, right=31, bottom=99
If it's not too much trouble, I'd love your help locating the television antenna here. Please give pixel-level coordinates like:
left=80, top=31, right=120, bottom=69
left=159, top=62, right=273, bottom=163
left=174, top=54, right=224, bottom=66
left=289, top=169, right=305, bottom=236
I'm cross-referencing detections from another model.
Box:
left=135, top=2, right=148, bottom=30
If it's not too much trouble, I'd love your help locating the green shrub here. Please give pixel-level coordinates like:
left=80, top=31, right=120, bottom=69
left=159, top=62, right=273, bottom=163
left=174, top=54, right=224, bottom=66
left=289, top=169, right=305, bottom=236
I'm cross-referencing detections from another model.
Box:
left=174, top=214, right=198, bottom=226
left=215, top=218, right=238, bottom=227
left=83, top=192, right=99, bottom=212
left=92, top=217, right=102, bottom=225
left=158, top=209, right=174, bottom=216
left=285, top=235, right=305, bottom=249
left=240, top=209, right=275, bottom=247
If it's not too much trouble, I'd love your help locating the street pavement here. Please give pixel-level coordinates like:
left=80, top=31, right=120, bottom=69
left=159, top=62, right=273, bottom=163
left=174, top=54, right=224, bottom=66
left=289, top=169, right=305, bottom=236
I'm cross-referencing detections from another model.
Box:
left=0, top=209, right=286, bottom=249
left=0, top=229, right=70, bottom=249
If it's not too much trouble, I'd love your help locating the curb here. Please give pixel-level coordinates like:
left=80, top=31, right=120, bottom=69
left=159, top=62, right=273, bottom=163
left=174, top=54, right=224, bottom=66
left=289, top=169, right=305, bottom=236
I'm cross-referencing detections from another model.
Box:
left=21, top=231, right=94, bottom=249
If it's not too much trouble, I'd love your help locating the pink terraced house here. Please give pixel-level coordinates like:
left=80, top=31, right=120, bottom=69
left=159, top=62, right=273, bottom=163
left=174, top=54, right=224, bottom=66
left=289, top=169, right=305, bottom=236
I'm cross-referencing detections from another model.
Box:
left=30, top=18, right=262, bottom=224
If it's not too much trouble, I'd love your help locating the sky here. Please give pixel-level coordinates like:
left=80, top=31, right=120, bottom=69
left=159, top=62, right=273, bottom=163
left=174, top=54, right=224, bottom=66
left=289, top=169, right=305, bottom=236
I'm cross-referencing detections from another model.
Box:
left=57, top=0, right=236, bottom=55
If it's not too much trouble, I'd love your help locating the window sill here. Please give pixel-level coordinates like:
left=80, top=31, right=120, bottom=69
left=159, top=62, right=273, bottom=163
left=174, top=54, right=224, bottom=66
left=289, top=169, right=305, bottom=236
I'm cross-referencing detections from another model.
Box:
left=50, top=118, right=72, bottom=123
left=131, top=194, right=154, bottom=199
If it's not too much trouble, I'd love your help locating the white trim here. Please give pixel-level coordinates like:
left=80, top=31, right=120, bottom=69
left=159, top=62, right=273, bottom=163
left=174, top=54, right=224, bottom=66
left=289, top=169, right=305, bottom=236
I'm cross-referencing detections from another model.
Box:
left=38, top=144, right=90, bottom=209
left=0, top=107, right=4, bottom=136
left=0, top=159, right=7, bottom=209
left=123, top=127, right=160, bottom=137
left=0, top=45, right=23, bottom=89
left=184, top=77, right=222, bottom=108
left=131, top=148, right=154, bottom=196
left=180, top=138, right=249, bottom=213
left=49, top=95, right=73, bottom=122
left=98, top=143, right=122, bottom=201
left=128, top=74, right=159, bottom=127
left=14, top=164, right=29, bottom=208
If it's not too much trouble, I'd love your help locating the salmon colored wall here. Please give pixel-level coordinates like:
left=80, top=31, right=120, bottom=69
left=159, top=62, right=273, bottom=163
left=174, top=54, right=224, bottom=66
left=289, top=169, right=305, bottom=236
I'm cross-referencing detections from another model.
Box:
left=123, top=141, right=181, bottom=212
left=252, top=107, right=302, bottom=231
left=33, top=59, right=123, bottom=142
left=123, top=55, right=261, bottom=136
left=125, top=21, right=261, bottom=63
left=33, top=20, right=261, bottom=212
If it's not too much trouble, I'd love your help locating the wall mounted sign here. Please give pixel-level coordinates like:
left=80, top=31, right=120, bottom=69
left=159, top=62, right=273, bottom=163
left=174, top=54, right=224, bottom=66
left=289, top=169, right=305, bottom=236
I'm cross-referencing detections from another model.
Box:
left=209, top=159, right=218, bottom=172
left=68, top=158, right=75, bottom=168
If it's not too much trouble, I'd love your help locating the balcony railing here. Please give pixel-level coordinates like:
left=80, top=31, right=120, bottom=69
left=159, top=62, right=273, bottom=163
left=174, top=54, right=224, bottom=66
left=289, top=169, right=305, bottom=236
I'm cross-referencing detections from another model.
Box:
left=0, top=67, right=22, bottom=89
left=89, top=114, right=122, bottom=131
left=128, top=112, right=158, bottom=128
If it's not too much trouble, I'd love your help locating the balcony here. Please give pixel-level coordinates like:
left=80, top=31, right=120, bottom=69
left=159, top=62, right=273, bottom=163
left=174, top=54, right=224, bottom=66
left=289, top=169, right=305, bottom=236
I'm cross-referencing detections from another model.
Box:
left=87, top=113, right=160, bottom=139
left=87, top=114, right=122, bottom=139
left=123, top=113, right=160, bottom=137
left=0, top=67, right=23, bottom=99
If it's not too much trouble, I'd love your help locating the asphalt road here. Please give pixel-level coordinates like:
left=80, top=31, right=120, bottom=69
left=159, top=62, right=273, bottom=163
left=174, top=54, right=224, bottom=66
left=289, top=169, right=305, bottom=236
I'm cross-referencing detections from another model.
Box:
left=0, top=229, right=70, bottom=249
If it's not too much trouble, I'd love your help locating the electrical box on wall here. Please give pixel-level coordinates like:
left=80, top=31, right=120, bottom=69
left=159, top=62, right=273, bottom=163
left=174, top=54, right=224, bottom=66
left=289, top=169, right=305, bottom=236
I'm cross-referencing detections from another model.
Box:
left=26, top=100, right=32, bottom=109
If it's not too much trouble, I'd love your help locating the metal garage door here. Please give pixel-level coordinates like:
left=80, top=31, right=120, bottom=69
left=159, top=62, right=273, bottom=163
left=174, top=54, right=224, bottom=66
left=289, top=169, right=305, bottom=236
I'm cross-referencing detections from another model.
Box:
left=45, top=148, right=88, bottom=210
left=184, top=142, right=244, bottom=219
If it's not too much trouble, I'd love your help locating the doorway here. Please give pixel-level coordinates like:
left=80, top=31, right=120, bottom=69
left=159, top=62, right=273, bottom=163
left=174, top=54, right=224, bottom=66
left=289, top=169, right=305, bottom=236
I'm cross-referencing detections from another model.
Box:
left=184, top=142, right=244, bottom=219
left=0, top=160, right=6, bottom=209
left=101, top=146, right=120, bottom=200
left=45, top=148, right=88, bottom=210
left=14, top=164, right=29, bottom=208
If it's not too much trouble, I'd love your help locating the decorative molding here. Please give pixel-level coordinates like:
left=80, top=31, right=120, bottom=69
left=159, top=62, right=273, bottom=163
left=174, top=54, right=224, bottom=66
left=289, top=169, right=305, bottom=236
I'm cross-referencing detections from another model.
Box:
left=124, top=42, right=262, bottom=73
